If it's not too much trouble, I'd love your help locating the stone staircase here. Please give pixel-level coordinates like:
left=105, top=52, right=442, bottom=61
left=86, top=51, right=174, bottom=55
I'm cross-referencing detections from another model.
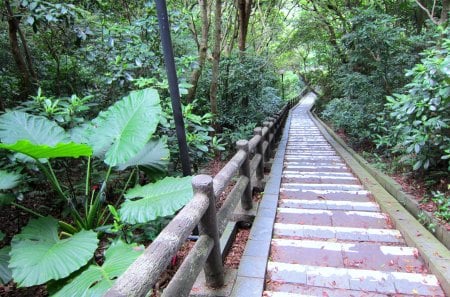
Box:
left=263, top=95, right=445, bottom=297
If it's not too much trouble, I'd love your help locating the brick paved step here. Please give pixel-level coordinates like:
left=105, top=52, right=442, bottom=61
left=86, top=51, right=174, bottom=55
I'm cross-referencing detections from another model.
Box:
left=286, top=141, right=328, bottom=143
left=263, top=285, right=422, bottom=297
left=280, top=189, right=372, bottom=202
left=286, top=142, right=335, bottom=147
left=284, top=151, right=338, bottom=155
left=285, top=143, right=329, bottom=146
left=281, top=183, right=364, bottom=191
left=278, top=199, right=379, bottom=212
left=284, top=156, right=343, bottom=161
left=281, top=176, right=360, bottom=185
left=266, top=262, right=444, bottom=296
left=270, top=239, right=424, bottom=273
left=284, top=161, right=348, bottom=167
left=276, top=208, right=389, bottom=229
left=281, top=165, right=349, bottom=172
left=282, top=171, right=354, bottom=177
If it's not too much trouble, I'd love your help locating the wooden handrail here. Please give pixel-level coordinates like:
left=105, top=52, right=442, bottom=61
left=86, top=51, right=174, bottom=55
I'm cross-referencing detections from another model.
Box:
left=105, top=97, right=301, bottom=297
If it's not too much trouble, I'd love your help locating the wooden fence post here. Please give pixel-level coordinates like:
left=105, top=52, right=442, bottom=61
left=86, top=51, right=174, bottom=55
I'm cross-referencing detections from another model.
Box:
left=253, top=127, right=264, bottom=183
left=236, top=140, right=252, bottom=210
left=262, top=121, right=271, bottom=161
left=193, top=175, right=224, bottom=288
left=267, top=118, right=275, bottom=158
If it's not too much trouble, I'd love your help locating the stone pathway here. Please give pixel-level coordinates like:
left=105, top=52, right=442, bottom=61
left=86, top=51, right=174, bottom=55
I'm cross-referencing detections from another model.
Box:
left=231, top=94, right=446, bottom=297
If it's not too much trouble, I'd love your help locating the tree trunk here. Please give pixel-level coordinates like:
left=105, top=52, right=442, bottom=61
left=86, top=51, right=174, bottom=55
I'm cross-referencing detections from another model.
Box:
left=440, top=0, right=449, bottom=24
left=415, top=0, right=449, bottom=25
left=5, top=0, right=36, bottom=100
left=18, top=24, right=37, bottom=82
left=186, top=0, right=210, bottom=103
left=237, top=0, right=252, bottom=53
left=222, top=2, right=238, bottom=56
left=210, top=0, right=222, bottom=131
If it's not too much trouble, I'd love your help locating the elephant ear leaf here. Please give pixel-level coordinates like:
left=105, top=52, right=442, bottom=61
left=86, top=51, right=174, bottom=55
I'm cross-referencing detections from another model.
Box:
left=87, top=88, right=161, bottom=166
left=119, top=176, right=193, bottom=224
left=0, top=170, right=22, bottom=206
left=0, top=246, right=12, bottom=285
left=0, top=170, right=21, bottom=190
left=115, top=137, right=169, bottom=174
left=0, top=111, right=92, bottom=159
left=53, top=240, right=144, bottom=297
left=0, top=111, right=67, bottom=145
left=9, top=216, right=98, bottom=287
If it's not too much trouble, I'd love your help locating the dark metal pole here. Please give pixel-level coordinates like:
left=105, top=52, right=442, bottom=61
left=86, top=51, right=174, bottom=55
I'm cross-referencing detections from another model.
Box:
left=155, top=0, right=191, bottom=176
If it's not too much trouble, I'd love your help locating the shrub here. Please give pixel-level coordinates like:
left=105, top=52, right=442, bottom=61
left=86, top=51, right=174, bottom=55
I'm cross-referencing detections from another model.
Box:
left=380, top=34, right=450, bottom=171
left=320, top=98, right=377, bottom=146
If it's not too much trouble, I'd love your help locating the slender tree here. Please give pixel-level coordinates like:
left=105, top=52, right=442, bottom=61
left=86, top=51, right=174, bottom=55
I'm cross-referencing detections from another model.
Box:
left=186, top=0, right=210, bottom=103
left=4, top=0, right=37, bottom=99
left=210, top=0, right=222, bottom=128
left=236, top=0, right=252, bottom=53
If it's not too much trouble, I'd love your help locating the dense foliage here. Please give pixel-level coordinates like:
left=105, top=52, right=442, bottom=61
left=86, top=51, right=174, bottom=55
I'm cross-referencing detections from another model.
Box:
left=1, top=0, right=449, bottom=294
left=279, top=1, right=448, bottom=176
left=380, top=34, right=450, bottom=171
left=0, top=0, right=288, bottom=293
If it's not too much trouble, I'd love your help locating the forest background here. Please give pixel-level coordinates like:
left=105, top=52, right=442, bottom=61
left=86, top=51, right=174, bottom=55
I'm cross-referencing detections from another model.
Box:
left=0, top=0, right=448, bottom=295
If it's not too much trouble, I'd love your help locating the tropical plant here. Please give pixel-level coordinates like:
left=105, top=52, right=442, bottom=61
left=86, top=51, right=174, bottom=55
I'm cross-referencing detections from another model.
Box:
left=0, top=88, right=194, bottom=291
left=17, top=88, right=96, bottom=128
left=51, top=240, right=144, bottom=297
left=0, top=246, right=11, bottom=285
left=159, top=98, right=224, bottom=170
left=9, top=216, right=99, bottom=287
left=431, top=191, right=450, bottom=222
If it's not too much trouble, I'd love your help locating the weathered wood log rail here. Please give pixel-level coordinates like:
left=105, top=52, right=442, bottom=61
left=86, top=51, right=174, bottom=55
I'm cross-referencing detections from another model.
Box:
left=105, top=97, right=301, bottom=297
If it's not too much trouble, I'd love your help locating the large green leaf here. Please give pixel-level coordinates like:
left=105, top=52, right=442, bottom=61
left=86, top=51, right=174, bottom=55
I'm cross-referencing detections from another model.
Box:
left=87, top=88, right=161, bottom=166
left=9, top=216, right=99, bottom=287
left=0, top=111, right=67, bottom=145
left=0, top=140, right=92, bottom=159
left=115, top=137, right=169, bottom=172
left=120, top=176, right=193, bottom=224
left=0, top=170, right=22, bottom=190
left=53, top=240, right=144, bottom=297
left=0, top=111, right=92, bottom=159
left=0, top=246, right=12, bottom=285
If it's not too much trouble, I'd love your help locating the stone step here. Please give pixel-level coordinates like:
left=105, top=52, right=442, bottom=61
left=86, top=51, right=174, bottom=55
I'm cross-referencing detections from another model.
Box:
left=270, top=239, right=424, bottom=273
left=284, top=161, right=348, bottom=167
left=281, top=183, right=364, bottom=191
left=276, top=208, right=389, bottom=229
left=263, top=291, right=315, bottom=297
left=279, top=189, right=372, bottom=202
left=284, top=151, right=338, bottom=155
left=281, top=176, right=360, bottom=185
left=283, top=171, right=354, bottom=177
left=263, top=285, right=423, bottom=297
left=285, top=155, right=342, bottom=160
left=266, top=262, right=444, bottom=296
left=278, top=199, right=380, bottom=212
left=281, top=165, right=349, bottom=172
left=286, top=144, right=329, bottom=147
left=286, top=142, right=330, bottom=146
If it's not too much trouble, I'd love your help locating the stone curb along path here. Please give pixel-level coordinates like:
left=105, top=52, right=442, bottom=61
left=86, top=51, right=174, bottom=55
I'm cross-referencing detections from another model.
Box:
left=231, top=93, right=449, bottom=297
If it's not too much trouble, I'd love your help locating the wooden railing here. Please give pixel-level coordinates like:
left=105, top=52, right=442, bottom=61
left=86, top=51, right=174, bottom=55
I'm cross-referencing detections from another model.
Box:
left=105, top=96, right=300, bottom=297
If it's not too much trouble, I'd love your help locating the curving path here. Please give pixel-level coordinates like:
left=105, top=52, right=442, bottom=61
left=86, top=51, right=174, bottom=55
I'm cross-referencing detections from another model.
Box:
left=231, top=93, right=446, bottom=297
